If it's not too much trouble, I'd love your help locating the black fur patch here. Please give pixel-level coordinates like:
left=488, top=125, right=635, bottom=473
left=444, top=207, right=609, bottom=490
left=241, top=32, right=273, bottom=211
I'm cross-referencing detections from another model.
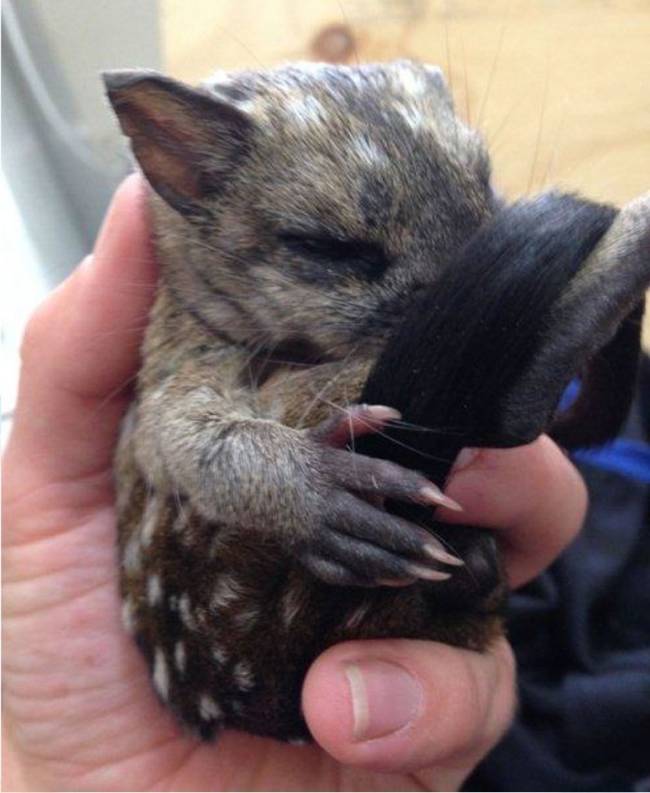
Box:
left=359, top=175, right=394, bottom=230
left=355, top=192, right=619, bottom=602
left=358, top=192, right=618, bottom=467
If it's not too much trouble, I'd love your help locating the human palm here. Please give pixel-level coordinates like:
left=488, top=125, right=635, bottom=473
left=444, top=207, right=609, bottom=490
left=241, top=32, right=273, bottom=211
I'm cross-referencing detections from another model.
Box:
left=2, top=176, right=587, bottom=792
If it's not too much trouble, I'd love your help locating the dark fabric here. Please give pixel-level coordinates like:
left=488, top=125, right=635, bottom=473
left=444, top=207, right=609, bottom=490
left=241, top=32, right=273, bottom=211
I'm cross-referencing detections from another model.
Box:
left=467, top=357, right=650, bottom=792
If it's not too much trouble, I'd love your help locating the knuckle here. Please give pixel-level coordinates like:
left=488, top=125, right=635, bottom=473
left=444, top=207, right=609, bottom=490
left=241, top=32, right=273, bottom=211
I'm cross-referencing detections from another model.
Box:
left=475, top=640, right=517, bottom=753
left=493, top=637, right=516, bottom=679
left=436, top=654, right=490, bottom=754
left=19, top=300, right=55, bottom=365
left=404, top=644, right=500, bottom=765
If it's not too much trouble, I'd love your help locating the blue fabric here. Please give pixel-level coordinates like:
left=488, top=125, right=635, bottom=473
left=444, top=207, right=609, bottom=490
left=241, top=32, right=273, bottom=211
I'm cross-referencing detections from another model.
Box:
left=572, top=441, right=650, bottom=484
left=559, top=379, right=650, bottom=483
left=467, top=377, right=650, bottom=791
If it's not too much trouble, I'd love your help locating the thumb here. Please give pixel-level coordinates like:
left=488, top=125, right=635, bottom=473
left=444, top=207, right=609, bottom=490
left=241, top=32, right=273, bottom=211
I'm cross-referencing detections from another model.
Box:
left=4, top=174, right=155, bottom=504
left=302, top=637, right=515, bottom=781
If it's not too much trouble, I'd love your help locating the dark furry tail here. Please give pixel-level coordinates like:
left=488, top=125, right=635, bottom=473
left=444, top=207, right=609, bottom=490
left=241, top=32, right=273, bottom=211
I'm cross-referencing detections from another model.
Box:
left=354, top=191, right=650, bottom=605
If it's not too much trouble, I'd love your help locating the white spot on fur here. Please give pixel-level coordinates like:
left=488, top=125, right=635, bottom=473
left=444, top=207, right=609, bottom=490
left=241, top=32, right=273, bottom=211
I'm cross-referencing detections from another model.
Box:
left=119, top=405, right=136, bottom=441
left=233, top=98, right=256, bottom=114
left=287, top=95, right=328, bottom=128
left=174, top=641, right=186, bottom=674
left=121, top=597, right=135, bottom=634
left=353, top=135, right=387, bottom=168
left=291, top=61, right=329, bottom=76
left=345, top=599, right=373, bottom=631
left=232, top=606, right=259, bottom=632
left=233, top=661, right=255, bottom=691
left=423, top=64, right=445, bottom=84
left=344, top=68, right=366, bottom=90
left=178, top=593, right=197, bottom=630
left=210, top=575, right=245, bottom=611
left=168, top=594, right=178, bottom=612
left=397, top=66, right=426, bottom=96
left=205, top=71, right=257, bottom=112
left=193, top=384, right=220, bottom=404
left=209, top=534, right=222, bottom=558
left=172, top=511, right=187, bottom=534
left=153, top=647, right=169, bottom=701
left=123, top=534, right=141, bottom=573
left=140, top=496, right=160, bottom=547
left=396, top=103, right=425, bottom=131
left=199, top=694, right=222, bottom=721
left=147, top=574, right=163, bottom=606
left=212, top=646, right=228, bottom=666
left=281, top=587, right=302, bottom=628
left=206, top=69, right=233, bottom=87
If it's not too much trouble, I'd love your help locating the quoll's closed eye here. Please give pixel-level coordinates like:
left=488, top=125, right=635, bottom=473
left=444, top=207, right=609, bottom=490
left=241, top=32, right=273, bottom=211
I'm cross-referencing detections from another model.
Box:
left=105, top=60, right=650, bottom=742
left=278, top=232, right=390, bottom=281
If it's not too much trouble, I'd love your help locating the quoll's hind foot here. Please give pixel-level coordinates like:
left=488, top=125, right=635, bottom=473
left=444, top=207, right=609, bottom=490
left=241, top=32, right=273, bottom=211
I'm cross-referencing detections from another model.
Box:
left=298, top=404, right=465, bottom=587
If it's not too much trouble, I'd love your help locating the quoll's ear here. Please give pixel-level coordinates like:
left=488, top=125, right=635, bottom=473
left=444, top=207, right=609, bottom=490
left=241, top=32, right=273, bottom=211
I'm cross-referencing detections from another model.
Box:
left=103, top=69, right=253, bottom=215
left=504, top=193, right=650, bottom=449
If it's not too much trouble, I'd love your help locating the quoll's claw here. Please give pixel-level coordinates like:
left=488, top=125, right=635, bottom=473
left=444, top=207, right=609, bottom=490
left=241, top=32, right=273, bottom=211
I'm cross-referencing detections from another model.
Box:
left=423, top=544, right=465, bottom=567
left=309, top=403, right=403, bottom=448
left=408, top=565, right=452, bottom=582
left=419, top=486, right=463, bottom=513
left=311, top=404, right=462, bottom=512
left=299, top=554, right=392, bottom=588
left=298, top=406, right=465, bottom=588
left=308, top=495, right=461, bottom=587
left=303, top=520, right=454, bottom=587
left=328, top=492, right=463, bottom=568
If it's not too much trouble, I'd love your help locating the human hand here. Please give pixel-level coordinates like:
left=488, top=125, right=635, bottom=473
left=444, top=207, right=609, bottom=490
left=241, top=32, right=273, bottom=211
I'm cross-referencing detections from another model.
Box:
left=2, top=175, right=587, bottom=791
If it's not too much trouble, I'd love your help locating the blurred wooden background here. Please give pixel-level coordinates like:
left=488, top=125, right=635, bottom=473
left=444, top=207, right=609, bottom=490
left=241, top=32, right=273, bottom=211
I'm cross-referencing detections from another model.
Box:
left=160, top=0, right=650, bottom=346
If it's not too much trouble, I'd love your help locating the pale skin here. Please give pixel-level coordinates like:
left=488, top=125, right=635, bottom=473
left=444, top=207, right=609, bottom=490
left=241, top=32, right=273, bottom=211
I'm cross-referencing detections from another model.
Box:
left=2, top=175, right=588, bottom=792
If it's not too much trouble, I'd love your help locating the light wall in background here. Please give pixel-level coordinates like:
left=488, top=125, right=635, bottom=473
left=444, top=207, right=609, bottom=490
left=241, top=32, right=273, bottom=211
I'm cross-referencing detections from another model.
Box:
left=1, top=0, right=160, bottom=431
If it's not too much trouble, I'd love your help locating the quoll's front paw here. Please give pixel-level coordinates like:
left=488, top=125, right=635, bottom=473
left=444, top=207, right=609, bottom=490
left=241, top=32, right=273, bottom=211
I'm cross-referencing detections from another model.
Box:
left=299, top=405, right=464, bottom=587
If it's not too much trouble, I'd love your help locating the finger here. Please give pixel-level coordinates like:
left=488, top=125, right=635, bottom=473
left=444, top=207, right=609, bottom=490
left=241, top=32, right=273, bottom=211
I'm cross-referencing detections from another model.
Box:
left=440, top=435, right=588, bottom=588
left=4, top=175, right=156, bottom=496
left=303, top=637, right=515, bottom=780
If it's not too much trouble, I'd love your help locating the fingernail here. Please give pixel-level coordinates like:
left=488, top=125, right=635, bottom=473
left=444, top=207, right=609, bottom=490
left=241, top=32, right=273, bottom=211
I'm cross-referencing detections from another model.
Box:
left=452, top=447, right=479, bottom=473
left=420, top=485, right=463, bottom=512
left=344, top=660, right=423, bottom=741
